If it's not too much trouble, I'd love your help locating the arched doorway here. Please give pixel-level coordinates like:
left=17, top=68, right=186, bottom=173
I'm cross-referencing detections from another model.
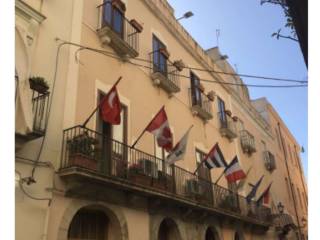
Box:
left=158, top=218, right=181, bottom=240
left=68, top=207, right=122, bottom=240
left=205, top=226, right=219, bottom=240
left=234, top=231, right=244, bottom=240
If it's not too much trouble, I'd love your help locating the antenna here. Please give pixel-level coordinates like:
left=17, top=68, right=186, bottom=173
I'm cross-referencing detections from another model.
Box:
left=216, top=29, right=220, bottom=47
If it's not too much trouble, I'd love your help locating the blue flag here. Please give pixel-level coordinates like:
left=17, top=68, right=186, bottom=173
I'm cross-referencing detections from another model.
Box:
left=246, top=175, right=264, bottom=203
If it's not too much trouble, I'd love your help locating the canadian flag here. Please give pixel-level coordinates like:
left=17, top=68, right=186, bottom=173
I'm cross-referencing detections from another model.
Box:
left=146, top=107, right=173, bottom=151
left=100, top=86, right=121, bottom=125
left=224, top=156, right=246, bottom=183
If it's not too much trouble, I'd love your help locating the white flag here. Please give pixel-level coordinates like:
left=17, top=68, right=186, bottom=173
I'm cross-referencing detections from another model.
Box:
left=166, top=126, right=192, bottom=165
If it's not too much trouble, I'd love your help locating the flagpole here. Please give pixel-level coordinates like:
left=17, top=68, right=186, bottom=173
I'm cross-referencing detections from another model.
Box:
left=214, top=168, right=227, bottom=184
left=131, top=106, right=165, bottom=149
left=82, top=76, right=122, bottom=128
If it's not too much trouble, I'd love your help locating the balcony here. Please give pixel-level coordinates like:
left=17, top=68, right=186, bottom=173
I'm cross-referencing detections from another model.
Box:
left=218, top=112, right=237, bottom=140
left=263, top=151, right=276, bottom=172
left=189, top=89, right=213, bottom=121
left=240, top=130, right=256, bottom=154
left=97, top=1, right=141, bottom=59
left=59, top=126, right=271, bottom=229
left=16, top=92, right=50, bottom=141
left=149, top=51, right=181, bottom=95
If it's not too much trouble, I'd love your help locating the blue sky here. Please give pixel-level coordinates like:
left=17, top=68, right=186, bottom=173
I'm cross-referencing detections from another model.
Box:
left=168, top=0, right=308, bottom=178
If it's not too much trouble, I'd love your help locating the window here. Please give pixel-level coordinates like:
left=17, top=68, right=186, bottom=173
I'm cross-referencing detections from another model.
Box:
left=285, top=177, right=291, bottom=202
left=152, top=35, right=167, bottom=75
left=217, top=97, right=226, bottom=126
left=195, top=149, right=211, bottom=181
left=155, top=138, right=171, bottom=175
left=275, top=128, right=281, bottom=149
left=103, top=0, right=124, bottom=37
left=190, top=71, right=202, bottom=107
left=261, top=140, right=267, bottom=151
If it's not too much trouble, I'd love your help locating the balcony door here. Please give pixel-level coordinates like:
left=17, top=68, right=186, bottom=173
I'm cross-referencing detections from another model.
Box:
left=152, top=35, right=167, bottom=75
left=190, top=71, right=202, bottom=107
left=103, top=0, right=124, bottom=37
left=97, top=92, right=127, bottom=176
left=195, top=149, right=213, bottom=204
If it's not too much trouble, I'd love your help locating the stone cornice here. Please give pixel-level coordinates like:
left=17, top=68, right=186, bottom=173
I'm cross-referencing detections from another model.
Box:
left=141, top=0, right=273, bottom=138
left=15, top=0, right=46, bottom=23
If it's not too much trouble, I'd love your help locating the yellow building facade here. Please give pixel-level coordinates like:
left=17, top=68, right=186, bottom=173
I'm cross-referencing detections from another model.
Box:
left=15, top=0, right=308, bottom=239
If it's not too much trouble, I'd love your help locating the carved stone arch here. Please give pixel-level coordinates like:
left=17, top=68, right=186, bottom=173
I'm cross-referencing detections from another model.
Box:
left=200, top=221, right=223, bottom=240
left=150, top=214, right=186, bottom=240
left=57, top=199, right=128, bottom=240
left=233, top=225, right=246, bottom=240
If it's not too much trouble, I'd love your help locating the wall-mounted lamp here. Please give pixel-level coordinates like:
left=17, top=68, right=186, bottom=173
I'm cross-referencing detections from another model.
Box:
left=176, top=11, right=194, bottom=21
left=277, top=202, right=284, bottom=214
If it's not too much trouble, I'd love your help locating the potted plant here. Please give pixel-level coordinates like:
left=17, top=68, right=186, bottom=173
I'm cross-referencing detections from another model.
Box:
left=152, top=171, right=174, bottom=192
left=224, top=110, right=232, bottom=117
left=29, top=76, right=49, bottom=94
left=67, top=132, right=99, bottom=171
left=159, top=48, right=170, bottom=59
left=130, top=19, right=143, bottom=33
left=128, top=162, right=152, bottom=186
left=207, top=90, right=215, bottom=101
left=112, top=0, right=126, bottom=13
left=173, top=59, right=185, bottom=72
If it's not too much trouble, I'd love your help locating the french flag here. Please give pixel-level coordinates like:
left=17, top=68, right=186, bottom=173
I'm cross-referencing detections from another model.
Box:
left=224, top=156, right=246, bottom=183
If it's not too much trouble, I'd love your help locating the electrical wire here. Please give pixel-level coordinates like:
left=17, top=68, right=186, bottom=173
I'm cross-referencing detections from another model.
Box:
left=74, top=46, right=307, bottom=88
left=72, top=42, right=307, bottom=84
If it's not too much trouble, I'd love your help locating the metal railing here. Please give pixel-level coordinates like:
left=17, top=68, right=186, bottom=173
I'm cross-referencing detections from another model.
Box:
left=240, top=130, right=256, bottom=153
left=189, top=88, right=213, bottom=116
left=60, top=126, right=271, bottom=225
left=149, top=51, right=180, bottom=89
left=32, top=92, right=50, bottom=134
left=263, top=151, right=276, bottom=171
left=97, top=1, right=139, bottom=53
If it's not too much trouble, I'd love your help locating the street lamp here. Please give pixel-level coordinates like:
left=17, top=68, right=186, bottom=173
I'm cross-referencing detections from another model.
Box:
left=277, top=202, right=284, bottom=214
left=176, top=11, right=194, bottom=21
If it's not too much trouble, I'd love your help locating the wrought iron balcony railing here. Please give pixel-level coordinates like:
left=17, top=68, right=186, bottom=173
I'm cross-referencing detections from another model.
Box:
left=149, top=51, right=180, bottom=94
left=97, top=1, right=140, bottom=58
left=218, top=112, right=237, bottom=140
left=59, top=126, right=271, bottom=226
left=189, top=88, right=213, bottom=121
left=240, top=130, right=256, bottom=154
left=263, top=151, right=276, bottom=172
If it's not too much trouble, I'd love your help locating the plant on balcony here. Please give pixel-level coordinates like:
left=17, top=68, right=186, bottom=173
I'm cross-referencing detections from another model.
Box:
left=67, top=132, right=99, bottom=171
left=128, top=163, right=152, bottom=186
left=224, top=110, right=232, bottom=117
left=159, top=48, right=170, bottom=59
left=130, top=19, right=143, bottom=33
left=111, top=0, right=126, bottom=13
left=173, top=59, right=185, bottom=72
left=152, top=170, right=174, bottom=192
left=219, top=194, right=239, bottom=212
left=29, top=76, right=49, bottom=94
left=232, top=116, right=238, bottom=122
left=207, top=90, right=215, bottom=101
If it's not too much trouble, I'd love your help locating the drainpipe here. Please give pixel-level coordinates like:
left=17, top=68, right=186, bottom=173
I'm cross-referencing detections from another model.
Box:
left=293, top=145, right=308, bottom=206
left=277, top=122, right=302, bottom=239
left=41, top=201, right=51, bottom=240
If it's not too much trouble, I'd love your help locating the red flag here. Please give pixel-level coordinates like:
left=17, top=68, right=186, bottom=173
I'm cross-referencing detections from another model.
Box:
left=146, top=107, right=173, bottom=151
left=224, top=156, right=246, bottom=183
left=100, top=86, right=121, bottom=124
left=257, top=183, right=272, bottom=205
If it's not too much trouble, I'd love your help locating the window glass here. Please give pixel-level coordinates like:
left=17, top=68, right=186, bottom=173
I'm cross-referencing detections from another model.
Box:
left=112, top=109, right=125, bottom=142
left=152, top=35, right=167, bottom=74
left=190, top=72, right=202, bottom=106
left=113, top=8, right=123, bottom=35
